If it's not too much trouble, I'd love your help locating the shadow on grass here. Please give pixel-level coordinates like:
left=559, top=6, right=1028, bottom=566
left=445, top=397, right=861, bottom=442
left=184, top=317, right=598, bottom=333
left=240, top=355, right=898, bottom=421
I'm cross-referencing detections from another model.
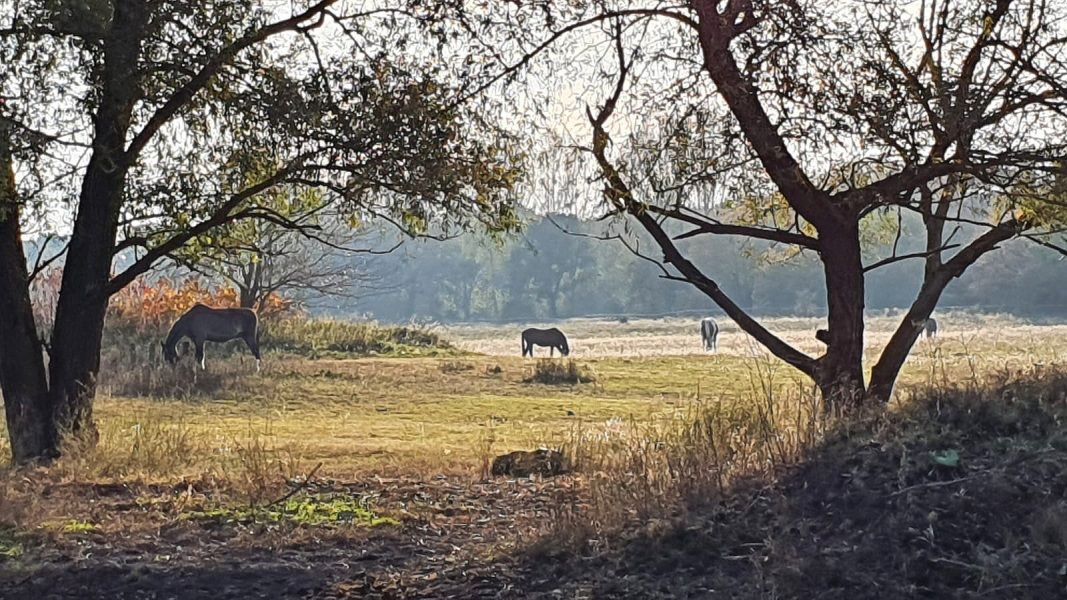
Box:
left=491, top=367, right=1067, bottom=599
left=4, top=369, right=1066, bottom=599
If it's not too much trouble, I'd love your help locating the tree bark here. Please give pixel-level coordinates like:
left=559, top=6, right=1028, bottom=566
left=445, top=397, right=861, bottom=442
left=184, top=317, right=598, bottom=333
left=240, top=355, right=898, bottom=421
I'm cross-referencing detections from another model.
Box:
left=814, top=219, right=868, bottom=409
left=47, top=0, right=147, bottom=446
left=0, top=121, right=55, bottom=463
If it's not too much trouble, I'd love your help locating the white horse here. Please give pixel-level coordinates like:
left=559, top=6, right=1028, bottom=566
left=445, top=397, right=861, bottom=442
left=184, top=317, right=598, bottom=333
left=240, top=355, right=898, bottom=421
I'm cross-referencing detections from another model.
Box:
left=701, top=317, right=719, bottom=352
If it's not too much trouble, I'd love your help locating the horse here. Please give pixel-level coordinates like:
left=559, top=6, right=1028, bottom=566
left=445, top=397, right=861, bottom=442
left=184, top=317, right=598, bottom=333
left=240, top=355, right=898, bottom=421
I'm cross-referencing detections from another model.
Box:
left=162, top=304, right=261, bottom=371
left=924, top=317, right=938, bottom=338
left=700, top=317, right=719, bottom=352
left=521, top=327, right=570, bottom=357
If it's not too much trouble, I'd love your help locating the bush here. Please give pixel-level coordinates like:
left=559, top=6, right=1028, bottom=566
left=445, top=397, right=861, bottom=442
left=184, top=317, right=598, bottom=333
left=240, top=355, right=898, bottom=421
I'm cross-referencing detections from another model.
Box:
left=524, top=359, right=596, bottom=385
left=261, top=318, right=453, bottom=357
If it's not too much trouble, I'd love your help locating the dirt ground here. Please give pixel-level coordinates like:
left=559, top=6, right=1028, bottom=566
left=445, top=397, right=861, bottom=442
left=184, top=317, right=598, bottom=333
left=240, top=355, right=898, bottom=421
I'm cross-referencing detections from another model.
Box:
left=0, top=475, right=584, bottom=600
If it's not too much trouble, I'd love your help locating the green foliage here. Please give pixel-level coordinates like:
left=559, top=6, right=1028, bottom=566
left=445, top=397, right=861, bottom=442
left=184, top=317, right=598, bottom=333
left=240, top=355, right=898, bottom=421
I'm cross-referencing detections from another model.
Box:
left=0, top=525, right=22, bottom=559
left=186, top=494, right=398, bottom=528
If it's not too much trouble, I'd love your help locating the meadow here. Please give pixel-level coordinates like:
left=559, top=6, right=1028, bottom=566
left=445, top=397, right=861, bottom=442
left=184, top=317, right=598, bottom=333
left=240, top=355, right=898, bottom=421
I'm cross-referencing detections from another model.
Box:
left=12, top=312, right=1058, bottom=479
left=2, top=312, right=1066, bottom=598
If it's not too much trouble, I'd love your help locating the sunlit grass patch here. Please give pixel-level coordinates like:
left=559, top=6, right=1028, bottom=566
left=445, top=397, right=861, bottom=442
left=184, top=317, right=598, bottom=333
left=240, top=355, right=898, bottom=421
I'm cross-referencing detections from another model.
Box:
left=0, top=525, right=23, bottom=559
left=185, top=493, right=398, bottom=528
left=40, top=519, right=98, bottom=534
left=524, top=359, right=597, bottom=385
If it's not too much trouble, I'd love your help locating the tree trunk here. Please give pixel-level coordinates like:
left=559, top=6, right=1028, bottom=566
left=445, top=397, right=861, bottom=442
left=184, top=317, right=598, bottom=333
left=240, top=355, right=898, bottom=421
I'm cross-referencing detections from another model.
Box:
left=47, top=158, right=126, bottom=443
left=815, top=221, right=868, bottom=410
left=46, top=0, right=148, bottom=449
left=867, top=272, right=951, bottom=401
left=0, top=122, right=54, bottom=463
left=239, top=284, right=256, bottom=309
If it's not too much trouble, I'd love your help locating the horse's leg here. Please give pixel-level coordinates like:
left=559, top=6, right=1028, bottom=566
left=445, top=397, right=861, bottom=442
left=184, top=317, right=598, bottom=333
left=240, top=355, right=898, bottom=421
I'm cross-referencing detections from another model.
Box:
left=550, top=346, right=554, bottom=357
left=195, top=340, right=206, bottom=370
left=243, top=333, right=262, bottom=372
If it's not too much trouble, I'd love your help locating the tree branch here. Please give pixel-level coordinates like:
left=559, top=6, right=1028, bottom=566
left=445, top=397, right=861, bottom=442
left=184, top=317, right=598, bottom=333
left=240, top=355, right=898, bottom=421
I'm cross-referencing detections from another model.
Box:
left=584, top=23, right=816, bottom=376
left=123, top=0, right=336, bottom=163
left=862, top=243, right=962, bottom=273
left=104, top=164, right=301, bottom=295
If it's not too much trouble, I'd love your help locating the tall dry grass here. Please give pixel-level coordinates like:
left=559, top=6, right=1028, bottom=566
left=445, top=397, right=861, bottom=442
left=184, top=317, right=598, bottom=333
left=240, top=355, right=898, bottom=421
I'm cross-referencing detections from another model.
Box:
left=552, top=356, right=832, bottom=549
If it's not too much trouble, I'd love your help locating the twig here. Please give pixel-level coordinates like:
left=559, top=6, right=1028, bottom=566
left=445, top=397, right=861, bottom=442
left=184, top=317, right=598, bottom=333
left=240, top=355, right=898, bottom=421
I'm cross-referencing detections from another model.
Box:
left=267, top=461, right=323, bottom=507
left=888, top=472, right=986, bottom=497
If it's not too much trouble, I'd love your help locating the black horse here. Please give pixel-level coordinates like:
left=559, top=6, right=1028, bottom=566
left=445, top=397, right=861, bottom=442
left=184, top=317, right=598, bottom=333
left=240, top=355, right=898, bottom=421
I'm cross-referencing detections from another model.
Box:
left=521, top=327, right=570, bottom=357
left=924, top=317, right=938, bottom=338
left=162, top=304, right=261, bottom=371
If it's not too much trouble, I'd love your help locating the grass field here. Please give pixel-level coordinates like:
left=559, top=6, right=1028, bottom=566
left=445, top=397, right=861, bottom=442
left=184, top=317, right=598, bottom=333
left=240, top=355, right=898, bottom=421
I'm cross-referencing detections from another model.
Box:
left=2, top=313, right=1066, bottom=598
left=2, top=312, right=1059, bottom=478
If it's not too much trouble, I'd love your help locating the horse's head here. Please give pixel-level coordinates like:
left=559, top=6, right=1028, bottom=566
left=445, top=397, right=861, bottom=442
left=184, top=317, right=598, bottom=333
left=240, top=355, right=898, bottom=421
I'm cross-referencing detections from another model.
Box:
left=161, top=341, right=178, bottom=364
left=559, top=338, right=570, bottom=357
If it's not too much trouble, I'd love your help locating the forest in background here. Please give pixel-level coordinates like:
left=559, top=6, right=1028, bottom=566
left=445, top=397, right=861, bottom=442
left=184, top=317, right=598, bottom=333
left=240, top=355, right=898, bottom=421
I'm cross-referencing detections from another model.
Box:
left=344, top=213, right=1066, bottom=323
left=25, top=211, right=1065, bottom=325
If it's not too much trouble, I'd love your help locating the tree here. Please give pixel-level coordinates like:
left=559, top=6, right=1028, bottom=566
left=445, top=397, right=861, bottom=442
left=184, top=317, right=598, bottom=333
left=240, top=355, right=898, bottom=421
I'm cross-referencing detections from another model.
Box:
left=199, top=220, right=383, bottom=312
left=506, top=215, right=596, bottom=318
left=174, top=178, right=388, bottom=311
left=0, top=1, right=521, bottom=463
left=482, top=0, right=1067, bottom=407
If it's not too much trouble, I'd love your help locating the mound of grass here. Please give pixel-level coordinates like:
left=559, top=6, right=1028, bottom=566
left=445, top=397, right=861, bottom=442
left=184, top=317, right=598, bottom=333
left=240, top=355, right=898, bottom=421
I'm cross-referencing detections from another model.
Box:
left=524, top=359, right=596, bottom=385
left=261, top=318, right=456, bottom=357
left=101, top=317, right=455, bottom=366
left=186, top=493, right=398, bottom=528
left=528, top=366, right=1067, bottom=599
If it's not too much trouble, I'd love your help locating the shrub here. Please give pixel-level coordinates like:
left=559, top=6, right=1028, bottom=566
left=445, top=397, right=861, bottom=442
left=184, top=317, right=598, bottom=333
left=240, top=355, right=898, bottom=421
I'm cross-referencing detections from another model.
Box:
left=524, top=359, right=596, bottom=385
left=261, top=318, right=452, bottom=357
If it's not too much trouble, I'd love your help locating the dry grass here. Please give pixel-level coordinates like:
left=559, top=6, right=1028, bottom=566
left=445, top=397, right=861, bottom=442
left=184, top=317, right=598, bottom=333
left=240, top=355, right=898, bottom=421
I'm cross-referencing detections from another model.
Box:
left=0, top=317, right=1064, bottom=536
left=510, top=364, right=1067, bottom=599
left=523, top=359, right=597, bottom=385
left=1, top=315, right=1066, bottom=598
left=549, top=356, right=831, bottom=549
left=2, top=314, right=1064, bottom=483
left=443, top=311, right=1052, bottom=359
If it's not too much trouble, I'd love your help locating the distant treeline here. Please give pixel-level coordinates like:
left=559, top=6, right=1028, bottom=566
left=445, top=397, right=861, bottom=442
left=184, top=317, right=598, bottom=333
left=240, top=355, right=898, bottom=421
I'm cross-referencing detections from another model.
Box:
left=342, top=214, right=1066, bottom=323
left=27, top=214, right=1063, bottom=324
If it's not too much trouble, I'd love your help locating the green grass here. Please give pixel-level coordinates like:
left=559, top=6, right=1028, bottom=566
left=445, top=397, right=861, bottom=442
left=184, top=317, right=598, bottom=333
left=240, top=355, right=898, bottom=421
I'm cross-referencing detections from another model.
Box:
left=3, top=313, right=1066, bottom=481
left=185, top=494, right=398, bottom=528
left=0, top=525, right=22, bottom=559
left=41, top=519, right=98, bottom=534
left=261, top=318, right=459, bottom=357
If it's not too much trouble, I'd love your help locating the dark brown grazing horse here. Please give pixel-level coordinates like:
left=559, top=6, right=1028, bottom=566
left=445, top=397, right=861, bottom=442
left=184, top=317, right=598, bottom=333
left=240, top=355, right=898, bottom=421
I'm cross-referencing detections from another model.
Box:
left=521, top=327, right=570, bottom=357
left=924, top=317, right=938, bottom=338
left=162, top=304, right=261, bottom=371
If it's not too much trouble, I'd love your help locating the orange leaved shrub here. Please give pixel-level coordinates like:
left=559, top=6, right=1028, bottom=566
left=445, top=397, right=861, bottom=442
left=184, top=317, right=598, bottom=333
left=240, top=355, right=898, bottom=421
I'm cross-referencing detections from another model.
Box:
left=108, top=277, right=294, bottom=331
left=29, top=268, right=294, bottom=337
